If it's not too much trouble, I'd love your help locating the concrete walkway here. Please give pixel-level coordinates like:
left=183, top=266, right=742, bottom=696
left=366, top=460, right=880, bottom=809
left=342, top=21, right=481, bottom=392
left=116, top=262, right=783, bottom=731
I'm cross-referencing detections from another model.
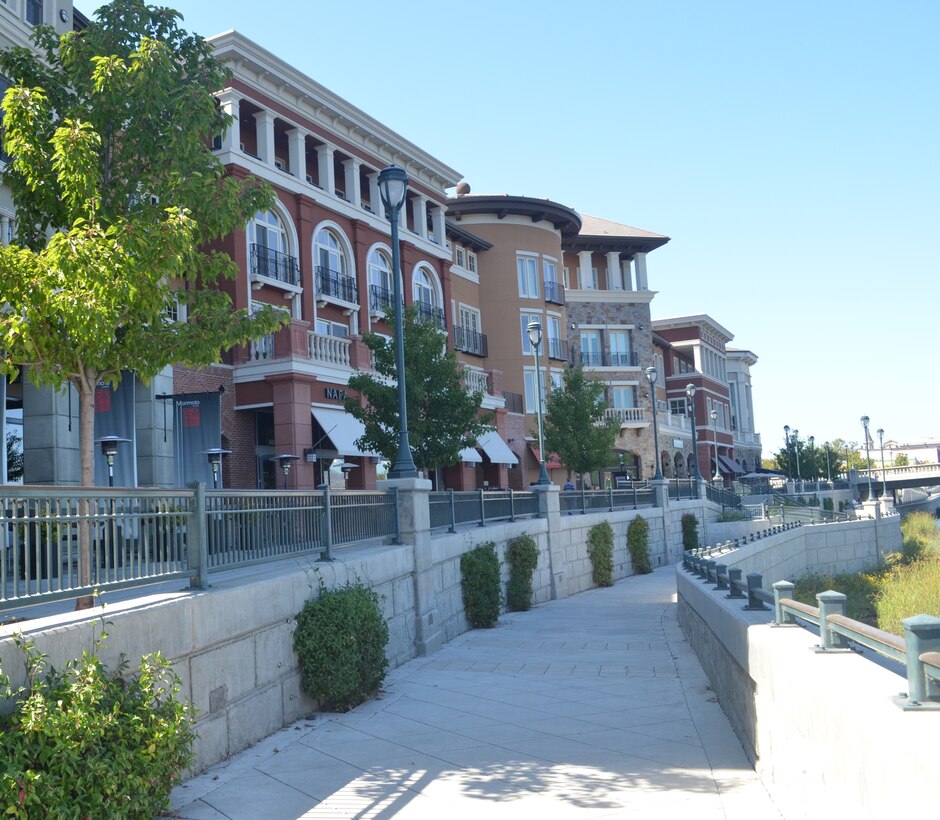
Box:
left=169, top=567, right=782, bottom=819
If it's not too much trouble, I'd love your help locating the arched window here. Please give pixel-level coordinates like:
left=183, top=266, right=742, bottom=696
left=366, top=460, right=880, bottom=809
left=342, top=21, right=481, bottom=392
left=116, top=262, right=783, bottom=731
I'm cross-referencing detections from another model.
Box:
left=314, top=227, right=357, bottom=304
left=412, top=265, right=445, bottom=329
left=249, top=210, right=297, bottom=285
left=687, top=453, right=695, bottom=476
left=368, top=248, right=394, bottom=313
left=674, top=453, right=685, bottom=478
left=316, top=228, right=347, bottom=276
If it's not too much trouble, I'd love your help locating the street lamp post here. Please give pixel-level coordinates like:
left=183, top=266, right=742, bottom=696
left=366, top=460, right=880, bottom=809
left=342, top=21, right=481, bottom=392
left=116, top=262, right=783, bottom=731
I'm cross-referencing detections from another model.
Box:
left=378, top=165, right=418, bottom=479
left=808, top=435, right=815, bottom=483
left=709, top=409, right=719, bottom=484
left=860, top=415, right=874, bottom=501
left=686, top=384, right=702, bottom=480
left=526, top=321, right=551, bottom=485
left=783, top=425, right=792, bottom=478
left=645, top=367, right=663, bottom=480
left=877, top=428, right=887, bottom=498
left=792, top=428, right=802, bottom=486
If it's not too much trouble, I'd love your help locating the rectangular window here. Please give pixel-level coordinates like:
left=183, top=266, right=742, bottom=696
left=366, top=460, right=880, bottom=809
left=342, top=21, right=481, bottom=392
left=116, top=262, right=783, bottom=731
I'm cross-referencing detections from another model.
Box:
left=455, top=247, right=465, bottom=267
left=516, top=255, right=540, bottom=298
left=670, top=398, right=687, bottom=416
left=562, top=266, right=570, bottom=288
left=26, top=1, right=43, bottom=25
left=315, top=319, right=348, bottom=337
left=608, top=330, right=632, bottom=367
left=520, top=312, right=541, bottom=354
left=581, top=267, right=598, bottom=290
left=611, top=386, right=636, bottom=409
left=459, top=304, right=480, bottom=334
left=523, top=369, right=546, bottom=414
left=543, top=259, right=557, bottom=283
left=467, top=252, right=477, bottom=273
left=579, top=329, right=602, bottom=366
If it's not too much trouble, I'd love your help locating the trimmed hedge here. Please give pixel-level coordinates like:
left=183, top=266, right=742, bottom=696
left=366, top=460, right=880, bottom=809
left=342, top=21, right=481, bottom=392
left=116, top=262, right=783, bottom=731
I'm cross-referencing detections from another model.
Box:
left=627, top=515, right=652, bottom=574
left=294, top=582, right=389, bottom=712
left=461, top=542, right=501, bottom=628
left=681, top=512, right=699, bottom=550
left=506, top=533, right=538, bottom=611
left=587, top=521, right=614, bottom=587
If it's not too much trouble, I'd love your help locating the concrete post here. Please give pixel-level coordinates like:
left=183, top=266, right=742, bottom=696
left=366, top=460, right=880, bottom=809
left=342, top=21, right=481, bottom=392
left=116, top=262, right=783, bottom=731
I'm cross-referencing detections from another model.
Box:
left=727, top=568, right=744, bottom=599
left=773, top=580, right=796, bottom=625
left=902, top=615, right=940, bottom=706
left=816, top=590, right=849, bottom=650
left=378, top=477, right=441, bottom=656
left=532, top=485, right=564, bottom=600
left=188, top=483, right=209, bottom=590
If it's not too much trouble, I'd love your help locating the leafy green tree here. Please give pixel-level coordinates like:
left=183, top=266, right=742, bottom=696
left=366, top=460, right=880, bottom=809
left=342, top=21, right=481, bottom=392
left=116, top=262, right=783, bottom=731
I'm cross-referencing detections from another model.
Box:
left=5, top=430, right=24, bottom=482
left=0, top=2, right=286, bottom=593
left=893, top=452, right=910, bottom=467
left=542, top=365, right=619, bottom=481
left=345, top=306, right=492, bottom=473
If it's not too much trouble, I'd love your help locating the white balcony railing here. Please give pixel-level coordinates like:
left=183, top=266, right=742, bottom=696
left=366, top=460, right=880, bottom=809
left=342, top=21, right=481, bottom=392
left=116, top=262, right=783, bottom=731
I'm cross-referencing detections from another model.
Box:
left=462, top=366, right=489, bottom=396
left=250, top=334, right=275, bottom=361
left=308, top=332, right=351, bottom=368
left=606, top=407, right=647, bottom=426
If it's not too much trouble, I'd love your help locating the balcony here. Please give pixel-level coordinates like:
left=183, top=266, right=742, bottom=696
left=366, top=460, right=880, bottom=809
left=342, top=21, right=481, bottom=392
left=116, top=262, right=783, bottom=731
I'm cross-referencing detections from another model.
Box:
left=369, top=284, right=395, bottom=317
left=574, top=350, right=639, bottom=368
left=307, top=331, right=351, bottom=368
left=416, top=300, right=446, bottom=330
left=547, top=337, right=568, bottom=361
left=453, top=326, right=488, bottom=357
left=605, top=407, right=648, bottom=427
left=250, top=244, right=300, bottom=288
left=315, top=266, right=358, bottom=307
left=462, top=366, right=489, bottom=396
left=544, top=280, right=566, bottom=306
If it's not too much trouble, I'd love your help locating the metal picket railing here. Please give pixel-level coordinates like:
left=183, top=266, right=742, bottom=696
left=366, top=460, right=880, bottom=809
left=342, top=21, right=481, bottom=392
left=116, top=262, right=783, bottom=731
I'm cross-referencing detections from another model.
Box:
left=428, top=489, right=540, bottom=532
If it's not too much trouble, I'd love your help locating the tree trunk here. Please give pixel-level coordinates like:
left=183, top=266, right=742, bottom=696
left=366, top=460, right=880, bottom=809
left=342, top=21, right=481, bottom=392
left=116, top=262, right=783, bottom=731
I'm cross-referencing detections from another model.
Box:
left=75, top=371, right=96, bottom=609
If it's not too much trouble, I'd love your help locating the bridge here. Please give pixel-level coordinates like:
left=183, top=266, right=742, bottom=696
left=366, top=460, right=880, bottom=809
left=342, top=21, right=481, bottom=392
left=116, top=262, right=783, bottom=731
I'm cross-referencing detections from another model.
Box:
left=856, top=462, right=940, bottom=492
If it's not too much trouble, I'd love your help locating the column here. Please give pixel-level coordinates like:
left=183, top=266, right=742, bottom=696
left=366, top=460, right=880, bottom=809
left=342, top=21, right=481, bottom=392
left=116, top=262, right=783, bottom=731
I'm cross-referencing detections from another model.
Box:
left=606, top=251, right=622, bottom=289
left=532, top=485, right=566, bottom=599
left=634, top=252, right=649, bottom=290
left=367, top=171, right=381, bottom=215
left=411, top=195, right=427, bottom=239
left=379, top=477, right=442, bottom=655
left=265, top=374, right=316, bottom=488
left=342, top=158, right=361, bottom=207
left=317, top=144, right=335, bottom=195
left=577, top=250, right=593, bottom=289
left=253, top=110, right=275, bottom=166
left=622, top=259, right=634, bottom=290
left=218, top=92, right=240, bottom=153
left=287, top=128, right=305, bottom=181
left=430, top=204, right=445, bottom=245
left=0, top=215, right=9, bottom=246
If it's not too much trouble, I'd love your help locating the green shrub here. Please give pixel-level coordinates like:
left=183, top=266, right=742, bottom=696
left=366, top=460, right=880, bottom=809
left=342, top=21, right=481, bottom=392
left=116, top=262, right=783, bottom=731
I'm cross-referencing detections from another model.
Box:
left=899, top=511, right=940, bottom=563
left=294, top=582, right=389, bottom=711
left=461, top=542, right=501, bottom=628
left=876, top=558, right=940, bottom=636
left=506, top=534, right=539, bottom=612
left=587, top=521, right=614, bottom=587
left=626, top=516, right=652, bottom=574
left=792, top=570, right=883, bottom=625
left=0, top=634, right=194, bottom=818
left=717, top=509, right=745, bottom=522
left=681, top=513, right=699, bottom=550
left=823, top=497, right=834, bottom=511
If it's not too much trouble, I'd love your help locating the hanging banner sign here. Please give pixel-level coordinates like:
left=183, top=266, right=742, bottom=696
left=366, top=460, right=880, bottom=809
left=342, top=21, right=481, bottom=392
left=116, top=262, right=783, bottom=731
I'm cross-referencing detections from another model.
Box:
left=93, top=374, right=137, bottom=487
left=173, top=392, right=221, bottom=488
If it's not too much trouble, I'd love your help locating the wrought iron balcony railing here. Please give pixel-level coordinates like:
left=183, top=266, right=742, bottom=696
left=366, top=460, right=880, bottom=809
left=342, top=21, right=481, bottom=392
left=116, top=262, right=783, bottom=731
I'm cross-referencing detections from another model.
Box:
left=415, top=300, right=446, bottom=330
left=250, top=244, right=300, bottom=287
left=453, top=326, right=488, bottom=357
left=547, top=337, right=568, bottom=361
left=573, top=350, right=639, bottom=368
left=315, top=265, right=359, bottom=305
left=369, top=284, right=395, bottom=315
left=544, top=280, right=566, bottom=305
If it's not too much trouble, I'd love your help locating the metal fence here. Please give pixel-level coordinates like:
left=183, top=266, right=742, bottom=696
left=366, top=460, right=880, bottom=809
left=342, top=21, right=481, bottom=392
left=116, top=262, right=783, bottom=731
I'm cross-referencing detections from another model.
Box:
left=560, top=486, right=655, bottom=514
left=705, top=484, right=742, bottom=508
left=2, top=485, right=399, bottom=612
left=428, top=489, right=540, bottom=531
left=668, top=478, right=699, bottom=500
left=683, top=555, right=940, bottom=710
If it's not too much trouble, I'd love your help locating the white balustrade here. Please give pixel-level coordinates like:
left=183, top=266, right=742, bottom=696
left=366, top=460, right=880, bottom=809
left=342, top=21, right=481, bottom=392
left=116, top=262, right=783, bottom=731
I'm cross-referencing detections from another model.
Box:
left=462, top=366, right=489, bottom=396
left=605, top=407, right=647, bottom=425
left=250, top=335, right=274, bottom=361
left=307, top=332, right=351, bottom=368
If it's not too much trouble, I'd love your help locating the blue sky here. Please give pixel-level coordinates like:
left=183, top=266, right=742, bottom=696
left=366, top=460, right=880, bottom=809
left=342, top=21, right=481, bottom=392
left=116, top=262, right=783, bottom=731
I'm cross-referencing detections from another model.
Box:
left=153, top=0, right=938, bottom=452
